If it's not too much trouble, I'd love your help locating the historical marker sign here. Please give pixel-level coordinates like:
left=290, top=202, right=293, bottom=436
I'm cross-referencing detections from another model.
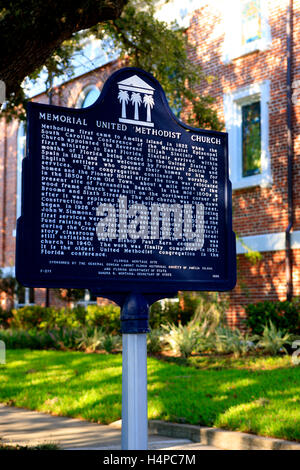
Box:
left=16, top=67, right=236, bottom=295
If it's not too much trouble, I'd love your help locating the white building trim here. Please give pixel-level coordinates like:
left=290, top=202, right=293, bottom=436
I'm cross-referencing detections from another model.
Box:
left=224, top=80, right=272, bottom=190
left=16, top=122, right=26, bottom=220
left=75, top=84, right=100, bottom=109
left=4, top=231, right=300, bottom=275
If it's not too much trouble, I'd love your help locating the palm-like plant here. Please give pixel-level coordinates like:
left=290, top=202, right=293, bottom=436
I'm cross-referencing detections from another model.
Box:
left=214, top=326, right=256, bottom=357
left=143, top=94, right=154, bottom=122
left=131, top=92, right=142, bottom=120
left=76, top=327, right=105, bottom=352
left=256, top=321, right=292, bottom=355
left=118, top=90, right=129, bottom=118
left=102, top=334, right=121, bottom=353
left=162, top=322, right=199, bottom=358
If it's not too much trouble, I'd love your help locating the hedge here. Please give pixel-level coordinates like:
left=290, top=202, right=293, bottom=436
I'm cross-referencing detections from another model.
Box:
left=245, top=299, right=300, bottom=335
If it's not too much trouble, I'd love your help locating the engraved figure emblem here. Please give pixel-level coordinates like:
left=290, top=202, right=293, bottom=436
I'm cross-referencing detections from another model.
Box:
left=117, top=75, right=155, bottom=127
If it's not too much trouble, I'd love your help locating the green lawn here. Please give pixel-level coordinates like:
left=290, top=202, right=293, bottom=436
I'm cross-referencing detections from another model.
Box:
left=0, top=350, right=300, bottom=442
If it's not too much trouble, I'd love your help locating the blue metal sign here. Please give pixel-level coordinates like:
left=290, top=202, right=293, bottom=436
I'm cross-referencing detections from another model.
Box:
left=16, top=67, right=236, bottom=298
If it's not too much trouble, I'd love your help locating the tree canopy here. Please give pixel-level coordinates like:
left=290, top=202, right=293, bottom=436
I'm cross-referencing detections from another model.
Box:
left=0, top=0, right=222, bottom=130
left=0, top=0, right=127, bottom=96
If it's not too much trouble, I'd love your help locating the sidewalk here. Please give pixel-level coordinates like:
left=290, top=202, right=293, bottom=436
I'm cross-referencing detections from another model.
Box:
left=1, top=404, right=300, bottom=451
left=0, top=405, right=217, bottom=450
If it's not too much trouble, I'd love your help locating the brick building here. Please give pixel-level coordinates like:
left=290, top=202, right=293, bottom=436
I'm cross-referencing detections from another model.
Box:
left=0, top=0, right=299, bottom=327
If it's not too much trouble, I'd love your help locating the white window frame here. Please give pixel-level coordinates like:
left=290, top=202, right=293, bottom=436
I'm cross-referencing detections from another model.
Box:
left=75, top=84, right=100, bottom=108
left=16, top=122, right=26, bottom=221
left=16, top=287, right=35, bottom=308
left=222, top=0, right=271, bottom=64
left=12, top=122, right=27, bottom=238
left=224, top=81, right=272, bottom=190
left=77, top=289, right=98, bottom=307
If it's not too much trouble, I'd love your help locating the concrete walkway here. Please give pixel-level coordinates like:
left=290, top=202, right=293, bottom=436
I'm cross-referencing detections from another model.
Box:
left=0, top=405, right=218, bottom=450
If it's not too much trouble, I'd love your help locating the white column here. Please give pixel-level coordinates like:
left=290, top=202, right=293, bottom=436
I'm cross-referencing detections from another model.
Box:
left=25, top=287, right=30, bottom=305
left=121, top=333, right=148, bottom=450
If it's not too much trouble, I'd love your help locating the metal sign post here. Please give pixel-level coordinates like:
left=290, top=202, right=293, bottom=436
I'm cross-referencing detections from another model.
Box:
left=120, top=293, right=149, bottom=450
left=122, top=333, right=148, bottom=449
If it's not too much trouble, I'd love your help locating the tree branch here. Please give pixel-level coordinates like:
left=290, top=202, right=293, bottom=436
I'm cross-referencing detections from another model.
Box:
left=0, top=0, right=128, bottom=96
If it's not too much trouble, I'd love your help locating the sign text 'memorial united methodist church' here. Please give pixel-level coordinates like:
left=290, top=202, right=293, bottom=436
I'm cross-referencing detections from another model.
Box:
left=16, top=67, right=236, bottom=296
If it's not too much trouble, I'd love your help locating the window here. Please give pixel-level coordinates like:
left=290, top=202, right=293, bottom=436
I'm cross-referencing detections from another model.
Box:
left=242, top=101, right=261, bottom=176
left=222, top=0, right=271, bottom=63
left=76, top=85, right=100, bottom=108
left=224, top=81, right=271, bottom=190
left=16, top=285, right=35, bottom=306
left=242, top=0, right=262, bottom=46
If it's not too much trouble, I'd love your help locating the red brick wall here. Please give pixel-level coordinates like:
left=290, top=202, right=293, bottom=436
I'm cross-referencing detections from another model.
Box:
left=186, top=0, right=300, bottom=327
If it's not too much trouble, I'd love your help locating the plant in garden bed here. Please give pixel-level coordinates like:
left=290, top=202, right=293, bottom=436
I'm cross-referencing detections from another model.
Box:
left=213, top=326, right=257, bottom=357
left=101, top=334, right=121, bottom=354
left=255, top=321, right=292, bottom=355
left=76, top=327, right=121, bottom=353
left=162, top=322, right=199, bottom=358
left=0, top=306, right=13, bottom=328
left=48, top=327, right=81, bottom=350
left=76, top=327, right=105, bottom=352
left=147, top=328, right=165, bottom=354
left=0, top=327, right=81, bottom=350
left=193, top=292, right=228, bottom=333
left=10, top=305, right=86, bottom=330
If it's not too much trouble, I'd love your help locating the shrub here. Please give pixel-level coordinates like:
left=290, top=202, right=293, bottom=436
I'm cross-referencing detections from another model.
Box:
left=10, top=304, right=122, bottom=332
left=150, top=299, right=180, bottom=328
left=245, top=299, right=300, bottom=335
left=39, top=307, right=85, bottom=330
left=256, top=321, right=292, bottom=355
left=147, top=328, right=164, bottom=354
left=149, top=301, right=164, bottom=329
left=0, top=307, right=13, bottom=328
left=85, top=304, right=120, bottom=333
left=10, top=306, right=85, bottom=330
left=0, top=329, right=58, bottom=350
left=11, top=306, right=51, bottom=330
left=150, top=292, right=227, bottom=329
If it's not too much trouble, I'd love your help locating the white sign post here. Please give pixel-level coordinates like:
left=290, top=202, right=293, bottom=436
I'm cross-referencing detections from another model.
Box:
left=120, top=293, right=150, bottom=450
left=122, top=333, right=148, bottom=450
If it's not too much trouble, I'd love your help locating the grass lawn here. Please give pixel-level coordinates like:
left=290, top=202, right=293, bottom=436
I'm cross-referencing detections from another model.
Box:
left=0, top=349, right=300, bottom=442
